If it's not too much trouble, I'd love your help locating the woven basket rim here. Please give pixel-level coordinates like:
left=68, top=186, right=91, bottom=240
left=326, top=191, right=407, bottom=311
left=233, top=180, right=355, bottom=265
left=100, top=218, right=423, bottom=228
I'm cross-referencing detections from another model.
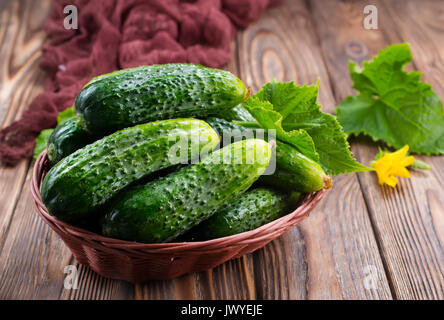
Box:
left=31, top=150, right=327, bottom=251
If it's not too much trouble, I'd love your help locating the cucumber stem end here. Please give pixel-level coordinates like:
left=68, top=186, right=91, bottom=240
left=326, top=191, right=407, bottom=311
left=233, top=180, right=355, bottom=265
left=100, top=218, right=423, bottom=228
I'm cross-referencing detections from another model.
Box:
left=323, top=175, right=333, bottom=189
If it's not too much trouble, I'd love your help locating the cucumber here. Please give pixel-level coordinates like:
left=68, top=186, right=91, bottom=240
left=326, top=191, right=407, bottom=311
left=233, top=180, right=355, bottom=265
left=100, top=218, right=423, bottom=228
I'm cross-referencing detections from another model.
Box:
left=216, top=104, right=256, bottom=122
left=47, top=118, right=94, bottom=165
left=206, top=117, right=329, bottom=192
left=101, top=139, right=272, bottom=243
left=192, top=188, right=293, bottom=240
left=261, top=143, right=330, bottom=192
left=75, top=64, right=247, bottom=135
left=41, top=118, right=219, bottom=223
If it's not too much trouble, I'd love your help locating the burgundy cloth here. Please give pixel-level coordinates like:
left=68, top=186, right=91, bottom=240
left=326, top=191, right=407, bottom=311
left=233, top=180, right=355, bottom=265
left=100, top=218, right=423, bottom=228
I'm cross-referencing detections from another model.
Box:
left=0, top=0, right=280, bottom=166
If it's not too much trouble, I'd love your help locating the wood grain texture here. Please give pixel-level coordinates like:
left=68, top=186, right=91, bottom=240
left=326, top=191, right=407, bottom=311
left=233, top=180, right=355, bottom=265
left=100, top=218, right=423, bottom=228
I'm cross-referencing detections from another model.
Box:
left=0, top=0, right=50, bottom=252
left=0, top=2, right=72, bottom=299
left=135, top=257, right=257, bottom=300
left=309, top=0, right=444, bottom=299
left=0, top=168, right=72, bottom=299
left=59, top=262, right=134, bottom=300
left=0, top=0, right=443, bottom=300
left=0, top=0, right=134, bottom=300
left=236, top=0, right=391, bottom=299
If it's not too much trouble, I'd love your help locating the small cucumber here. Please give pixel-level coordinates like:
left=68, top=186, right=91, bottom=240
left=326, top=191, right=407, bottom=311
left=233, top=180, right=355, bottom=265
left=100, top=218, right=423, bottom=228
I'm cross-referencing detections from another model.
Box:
left=193, top=188, right=294, bottom=240
left=261, top=143, right=330, bottom=192
left=41, top=118, right=219, bottom=223
left=101, top=139, right=272, bottom=243
left=47, top=118, right=94, bottom=165
left=206, top=117, right=330, bottom=192
left=216, top=104, right=256, bottom=122
left=75, top=64, right=247, bottom=135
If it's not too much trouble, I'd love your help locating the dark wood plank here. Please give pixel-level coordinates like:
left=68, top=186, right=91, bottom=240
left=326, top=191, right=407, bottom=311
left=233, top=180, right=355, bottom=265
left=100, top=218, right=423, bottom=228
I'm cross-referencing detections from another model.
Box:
left=309, top=0, right=444, bottom=299
left=0, top=168, right=72, bottom=299
left=0, top=0, right=135, bottom=300
left=0, top=1, right=66, bottom=299
left=0, top=0, right=74, bottom=299
left=0, top=0, right=50, bottom=253
left=59, top=262, right=134, bottom=300
left=236, top=0, right=391, bottom=299
left=136, top=256, right=256, bottom=300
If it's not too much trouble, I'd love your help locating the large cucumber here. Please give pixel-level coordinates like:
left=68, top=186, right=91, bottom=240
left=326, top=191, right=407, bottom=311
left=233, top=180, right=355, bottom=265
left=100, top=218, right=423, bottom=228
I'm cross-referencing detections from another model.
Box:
left=75, top=64, right=247, bottom=135
left=192, top=188, right=296, bottom=240
left=101, top=139, right=272, bottom=243
left=206, top=117, right=330, bottom=192
left=47, top=118, right=94, bottom=165
left=41, top=119, right=219, bottom=223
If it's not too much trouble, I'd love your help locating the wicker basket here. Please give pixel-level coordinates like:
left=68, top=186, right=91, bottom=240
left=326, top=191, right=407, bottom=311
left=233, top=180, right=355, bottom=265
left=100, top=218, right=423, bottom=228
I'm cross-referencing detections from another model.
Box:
left=31, top=150, right=326, bottom=282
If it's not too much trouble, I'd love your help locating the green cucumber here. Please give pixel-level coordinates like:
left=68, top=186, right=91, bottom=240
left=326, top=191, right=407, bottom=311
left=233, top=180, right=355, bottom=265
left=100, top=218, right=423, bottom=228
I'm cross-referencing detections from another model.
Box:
left=216, top=104, right=256, bottom=122
left=261, top=143, right=330, bottom=192
left=75, top=63, right=247, bottom=135
left=47, top=118, right=94, bottom=165
left=193, top=188, right=294, bottom=240
left=101, top=139, right=272, bottom=243
left=206, top=117, right=329, bottom=192
left=41, top=118, right=219, bottom=223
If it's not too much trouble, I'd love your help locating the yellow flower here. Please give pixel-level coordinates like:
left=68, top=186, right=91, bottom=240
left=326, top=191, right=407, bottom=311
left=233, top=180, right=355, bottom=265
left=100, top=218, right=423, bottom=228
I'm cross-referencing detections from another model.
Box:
left=371, top=145, right=414, bottom=187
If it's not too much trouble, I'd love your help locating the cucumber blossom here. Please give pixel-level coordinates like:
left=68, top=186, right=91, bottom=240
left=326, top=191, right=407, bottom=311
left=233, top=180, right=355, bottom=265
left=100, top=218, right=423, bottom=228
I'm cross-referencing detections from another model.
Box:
left=75, top=64, right=247, bottom=135
left=41, top=118, right=219, bottom=223
left=101, top=139, right=272, bottom=243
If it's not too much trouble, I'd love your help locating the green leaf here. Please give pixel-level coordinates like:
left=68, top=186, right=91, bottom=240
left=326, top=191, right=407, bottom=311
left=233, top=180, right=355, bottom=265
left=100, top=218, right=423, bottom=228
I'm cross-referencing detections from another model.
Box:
left=247, top=80, right=369, bottom=175
left=243, top=97, right=319, bottom=163
left=337, top=43, right=444, bottom=155
left=33, top=107, right=76, bottom=160
left=57, top=107, right=76, bottom=124
left=33, top=129, right=53, bottom=160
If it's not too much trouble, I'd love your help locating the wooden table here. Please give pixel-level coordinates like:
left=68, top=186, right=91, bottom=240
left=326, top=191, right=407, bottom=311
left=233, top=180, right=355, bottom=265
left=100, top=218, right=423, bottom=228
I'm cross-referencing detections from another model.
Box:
left=0, top=0, right=443, bottom=300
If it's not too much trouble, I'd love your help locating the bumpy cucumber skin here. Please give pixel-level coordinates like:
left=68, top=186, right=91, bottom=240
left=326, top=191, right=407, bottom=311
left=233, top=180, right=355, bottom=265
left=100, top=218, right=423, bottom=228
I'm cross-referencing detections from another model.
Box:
left=195, top=188, right=290, bottom=239
left=75, top=64, right=247, bottom=135
left=206, top=117, right=248, bottom=140
left=206, top=117, right=327, bottom=192
left=47, top=118, right=94, bottom=165
left=41, top=119, right=219, bottom=223
left=102, top=139, right=272, bottom=243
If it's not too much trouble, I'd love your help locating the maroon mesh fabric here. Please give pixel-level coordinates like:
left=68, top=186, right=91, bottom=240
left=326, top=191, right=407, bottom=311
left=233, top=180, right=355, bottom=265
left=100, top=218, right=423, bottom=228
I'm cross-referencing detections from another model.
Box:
left=0, top=0, right=281, bottom=166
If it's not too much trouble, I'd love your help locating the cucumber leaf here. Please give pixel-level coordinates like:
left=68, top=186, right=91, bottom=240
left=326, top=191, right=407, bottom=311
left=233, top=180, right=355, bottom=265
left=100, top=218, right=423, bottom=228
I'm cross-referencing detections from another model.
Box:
left=243, top=97, right=319, bottom=162
left=337, top=43, right=444, bottom=155
left=244, top=80, right=369, bottom=175
left=57, top=107, right=76, bottom=124
left=33, top=107, right=77, bottom=160
left=33, top=129, right=54, bottom=160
